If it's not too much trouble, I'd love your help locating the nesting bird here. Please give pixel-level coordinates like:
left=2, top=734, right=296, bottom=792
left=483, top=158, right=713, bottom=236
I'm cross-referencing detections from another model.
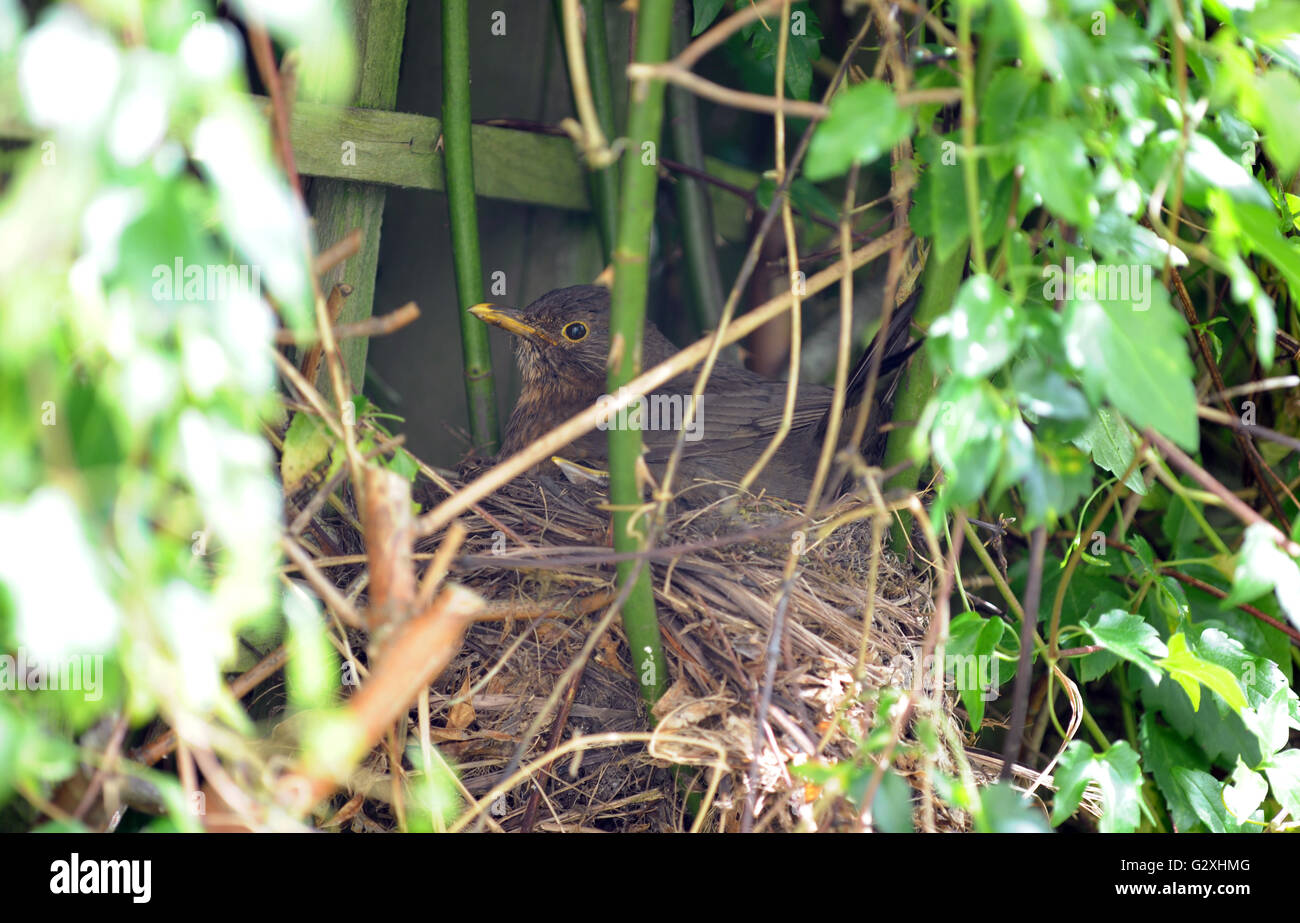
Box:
left=470, top=285, right=918, bottom=502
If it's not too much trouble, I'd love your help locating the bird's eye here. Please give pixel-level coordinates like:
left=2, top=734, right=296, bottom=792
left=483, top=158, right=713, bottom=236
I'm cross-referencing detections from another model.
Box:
left=562, top=321, right=588, bottom=342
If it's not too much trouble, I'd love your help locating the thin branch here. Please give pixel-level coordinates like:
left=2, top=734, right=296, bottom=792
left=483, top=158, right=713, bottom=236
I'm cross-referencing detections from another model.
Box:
left=1146, top=428, right=1300, bottom=557
left=275, top=302, right=420, bottom=346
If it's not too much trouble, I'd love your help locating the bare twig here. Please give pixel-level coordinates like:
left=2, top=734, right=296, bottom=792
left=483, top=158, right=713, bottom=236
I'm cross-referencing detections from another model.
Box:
left=276, top=302, right=419, bottom=346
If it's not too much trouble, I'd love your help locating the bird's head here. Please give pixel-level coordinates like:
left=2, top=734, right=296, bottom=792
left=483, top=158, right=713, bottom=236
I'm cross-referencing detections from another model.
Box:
left=470, top=285, right=674, bottom=394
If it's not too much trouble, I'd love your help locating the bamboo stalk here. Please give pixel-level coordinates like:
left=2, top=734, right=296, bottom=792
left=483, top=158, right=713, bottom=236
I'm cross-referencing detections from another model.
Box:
left=667, top=8, right=727, bottom=340
left=554, top=0, right=621, bottom=261
left=607, top=0, right=675, bottom=708
left=442, top=0, right=501, bottom=454
left=882, top=247, right=965, bottom=549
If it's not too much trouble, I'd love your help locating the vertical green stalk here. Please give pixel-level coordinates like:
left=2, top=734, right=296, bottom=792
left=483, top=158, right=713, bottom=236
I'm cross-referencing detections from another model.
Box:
left=608, top=0, right=674, bottom=708
left=882, top=248, right=965, bottom=550
left=667, top=9, right=726, bottom=338
left=442, top=0, right=500, bottom=453
left=581, top=0, right=620, bottom=262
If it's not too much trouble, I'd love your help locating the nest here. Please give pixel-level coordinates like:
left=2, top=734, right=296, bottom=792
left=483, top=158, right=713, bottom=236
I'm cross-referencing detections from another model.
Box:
left=294, top=459, right=1079, bottom=832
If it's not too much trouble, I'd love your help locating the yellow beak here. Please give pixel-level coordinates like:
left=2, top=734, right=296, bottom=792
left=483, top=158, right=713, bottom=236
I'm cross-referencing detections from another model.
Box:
left=468, top=303, right=558, bottom=346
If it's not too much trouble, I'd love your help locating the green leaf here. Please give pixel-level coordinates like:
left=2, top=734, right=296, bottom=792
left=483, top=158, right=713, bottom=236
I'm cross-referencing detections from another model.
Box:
left=1081, top=610, right=1167, bottom=684
left=691, top=0, right=728, bottom=35
left=281, top=411, right=333, bottom=492
left=1261, top=749, right=1300, bottom=820
left=1075, top=592, right=1131, bottom=682
left=980, top=67, right=1034, bottom=179
left=1017, top=121, right=1096, bottom=227
left=916, top=379, right=1010, bottom=506
left=1073, top=407, right=1146, bottom=494
left=1062, top=284, right=1199, bottom=450
left=737, top=2, right=823, bottom=101
left=1226, top=197, right=1300, bottom=319
left=974, top=780, right=1050, bottom=833
left=1173, top=767, right=1246, bottom=833
left=1179, top=132, right=1272, bottom=210
left=1139, top=712, right=1210, bottom=832
left=948, top=614, right=1005, bottom=731
left=1013, top=358, right=1090, bottom=422
left=805, top=81, right=913, bottom=181
left=1051, top=740, right=1143, bottom=832
left=1254, top=69, right=1300, bottom=177
left=871, top=770, right=915, bottom=833
left=284, top=582, right=337, bottom=708
left=386, top=447, right=419, bottom=483
left=1223, top=757, right=1268, bottom=822
left=1224, top=523, right=1300, bottom=628
left=1155, top=632, right=1248, bottom=713
left=929, top=275, right=1023, bottom=378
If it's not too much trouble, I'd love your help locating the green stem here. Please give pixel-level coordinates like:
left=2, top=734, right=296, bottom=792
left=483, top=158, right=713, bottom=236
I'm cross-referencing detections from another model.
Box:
left=442, top=0, right=500, bottom=454
left=882, top=247, right=966, bottom=550
left=582, top=0, right=620, bottom=262
left=667, top=10, right=727, bottom=338
left=552, top=0, right=621, bottom=262
left=608, top=0, right=674, bottom=709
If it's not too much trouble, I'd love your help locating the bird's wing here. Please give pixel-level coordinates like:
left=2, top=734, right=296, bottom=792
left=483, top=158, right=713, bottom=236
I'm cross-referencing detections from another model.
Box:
left=637, top=380, right=831, bottom=463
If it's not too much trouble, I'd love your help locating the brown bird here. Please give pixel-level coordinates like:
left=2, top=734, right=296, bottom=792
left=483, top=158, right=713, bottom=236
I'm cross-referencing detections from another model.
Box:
left=470, top=285, right=919, bottom=502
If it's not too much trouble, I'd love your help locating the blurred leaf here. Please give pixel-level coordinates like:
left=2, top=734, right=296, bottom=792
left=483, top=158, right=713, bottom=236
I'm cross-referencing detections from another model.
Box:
left=1253, top=70, right=1300, bottom=177
left=1063, top=285, right=1198, bottom=450
left=929, top=275, right=1022, bottom=379
left=1018, top=121, right=1096, bottom=227
left=281, top=411, right=332, bottom=493
left=974, top=780, right=1049, bottom=833
left=691, top=0, right=728, bottom=35
left=1261, top=749, right=1300, bottom=820
left=916, top=378, right=1010, bottom=506
left=1013, top=358, right=1090, bottom=421
left=1224, top=523, right=1300, bottom=629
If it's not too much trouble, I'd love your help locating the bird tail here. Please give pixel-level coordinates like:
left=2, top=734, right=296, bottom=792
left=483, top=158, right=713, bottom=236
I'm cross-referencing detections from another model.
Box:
left=816, top=287, right=924, bottom=463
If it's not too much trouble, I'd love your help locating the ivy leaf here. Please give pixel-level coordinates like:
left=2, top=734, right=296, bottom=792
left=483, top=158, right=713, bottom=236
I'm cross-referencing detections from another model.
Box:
left=1081, top=610, right=1167, bottom=684
left=1062, top=284, right=1199, bottom=450
left=805, top=81, right=913, bottom=181
left=1139, top=713, right=1209, bottom=832
left=1173, top=768, right=1246, bottom=833
left=1155, top=632, right=1248, bottom=713
left=1052, top=741, right=1143, bottom=832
